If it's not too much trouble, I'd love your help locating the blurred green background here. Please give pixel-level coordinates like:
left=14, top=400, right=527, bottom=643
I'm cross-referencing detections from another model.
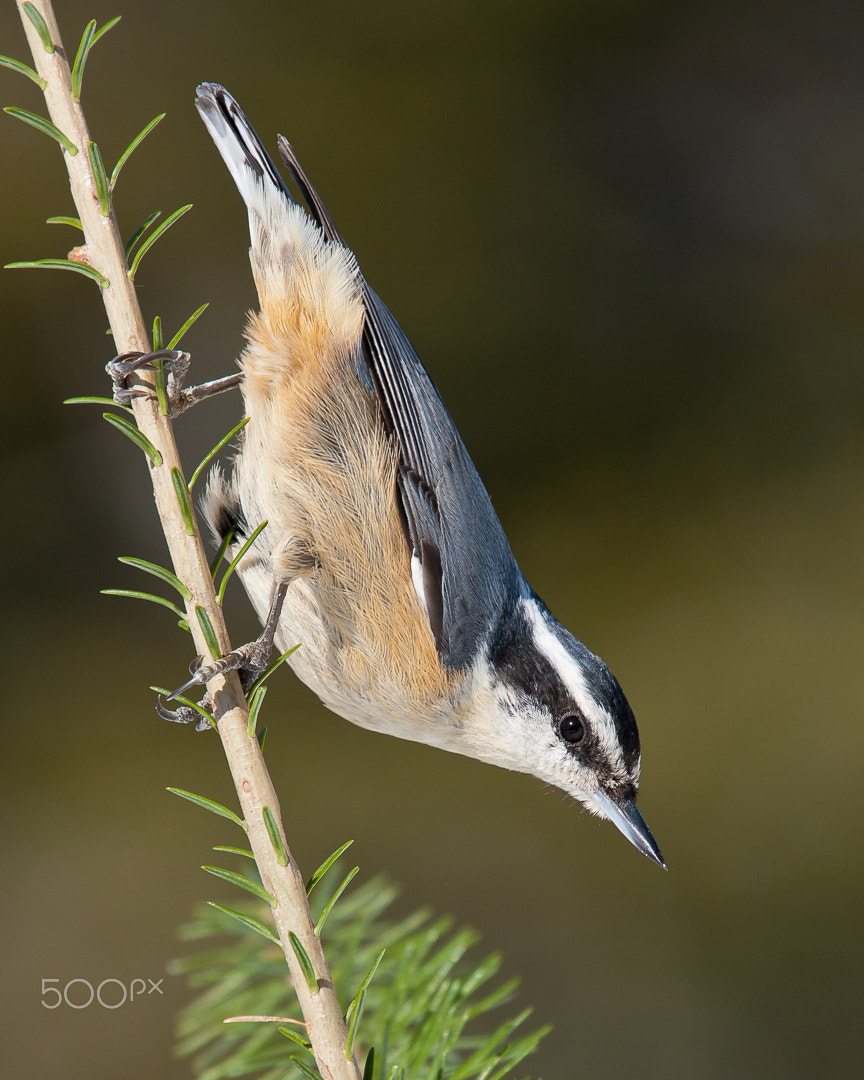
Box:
left=2, top=1, right=863, bottom=1077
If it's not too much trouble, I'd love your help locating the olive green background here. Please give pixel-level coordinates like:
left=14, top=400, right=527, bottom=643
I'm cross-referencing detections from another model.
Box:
left=1, top=1, right=862, bottom=1077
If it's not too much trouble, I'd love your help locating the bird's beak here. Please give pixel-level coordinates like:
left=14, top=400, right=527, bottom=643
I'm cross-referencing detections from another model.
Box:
left=593, top=790, right=667, bottom=869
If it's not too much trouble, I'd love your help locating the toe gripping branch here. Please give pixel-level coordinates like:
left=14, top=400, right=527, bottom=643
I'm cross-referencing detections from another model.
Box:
left=106, top=349, right=242, bottom=417
left=156, top=582, right=289, bottom=732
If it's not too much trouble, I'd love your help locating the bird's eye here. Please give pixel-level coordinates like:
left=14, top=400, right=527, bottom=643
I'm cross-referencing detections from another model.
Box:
left=559, top=715, right=585, bottom=745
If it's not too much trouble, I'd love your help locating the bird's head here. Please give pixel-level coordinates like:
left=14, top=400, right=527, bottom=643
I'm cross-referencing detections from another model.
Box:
left=461, top=594, right=665, bottom=868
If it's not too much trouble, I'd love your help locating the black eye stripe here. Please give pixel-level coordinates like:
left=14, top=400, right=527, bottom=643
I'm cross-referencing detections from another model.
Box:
left=489, top=599, right=641, bottom=779
left=489, top=611, right=579, bottom=717
left=555, top=715, right=613, bottom=776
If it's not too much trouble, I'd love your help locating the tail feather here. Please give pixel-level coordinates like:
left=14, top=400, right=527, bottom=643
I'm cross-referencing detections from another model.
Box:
left=195, top=82, right=294, bottom=223
left=276, top=134, right=344, bottom=245
left=195, top=82, right=365, bottom=394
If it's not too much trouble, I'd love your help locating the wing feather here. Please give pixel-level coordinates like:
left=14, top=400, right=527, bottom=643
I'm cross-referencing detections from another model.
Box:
left=259, top=107, right=522, bottom=666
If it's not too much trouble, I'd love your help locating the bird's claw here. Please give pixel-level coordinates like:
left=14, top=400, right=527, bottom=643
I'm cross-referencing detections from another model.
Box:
left=161, top=584, right=288, bottom=732
left=106, top=349, right=191, bottom=408
left=105, top=349, right=241, bottom=417
left=167, top=639, right=271, bottom=702
left=155, top=694, right=212, bottom=732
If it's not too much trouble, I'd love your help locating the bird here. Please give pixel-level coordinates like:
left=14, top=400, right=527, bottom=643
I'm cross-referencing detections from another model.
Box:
left=179, top=83, right=664, bottom=868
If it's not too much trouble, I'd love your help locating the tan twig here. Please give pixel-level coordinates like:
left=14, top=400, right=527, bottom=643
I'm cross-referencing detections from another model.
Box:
left=13, top=3, right=359, bottom=1077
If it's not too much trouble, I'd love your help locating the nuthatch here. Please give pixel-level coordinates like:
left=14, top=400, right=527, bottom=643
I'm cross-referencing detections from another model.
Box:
left=173, top=84, right=664, bottom=867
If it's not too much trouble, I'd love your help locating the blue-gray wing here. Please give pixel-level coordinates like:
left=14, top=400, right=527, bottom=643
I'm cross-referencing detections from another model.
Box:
left=277, top=137, right=522, bottom=669
left=361, top=287, right=521, bottom=669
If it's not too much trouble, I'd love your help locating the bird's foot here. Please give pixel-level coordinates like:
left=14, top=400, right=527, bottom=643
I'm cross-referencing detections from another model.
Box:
left=106, top=349, right=242, bottom=417
left=163, top=581, right=290, bottom=713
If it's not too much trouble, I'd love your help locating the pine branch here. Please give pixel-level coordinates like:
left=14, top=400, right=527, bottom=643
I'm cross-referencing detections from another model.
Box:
left=9, top=4, right=359, bottom=1076
left=172, top=877, right=550, bottom=1080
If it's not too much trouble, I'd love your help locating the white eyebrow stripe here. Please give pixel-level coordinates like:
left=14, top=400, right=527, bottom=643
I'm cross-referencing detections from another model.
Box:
left=523, top=599, right=591, bottom=702
left=523, top=599, right=627, bottom=778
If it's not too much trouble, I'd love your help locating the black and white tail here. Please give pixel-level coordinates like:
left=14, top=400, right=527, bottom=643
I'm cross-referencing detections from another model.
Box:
left=195, top=83, right=296, bottom=228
